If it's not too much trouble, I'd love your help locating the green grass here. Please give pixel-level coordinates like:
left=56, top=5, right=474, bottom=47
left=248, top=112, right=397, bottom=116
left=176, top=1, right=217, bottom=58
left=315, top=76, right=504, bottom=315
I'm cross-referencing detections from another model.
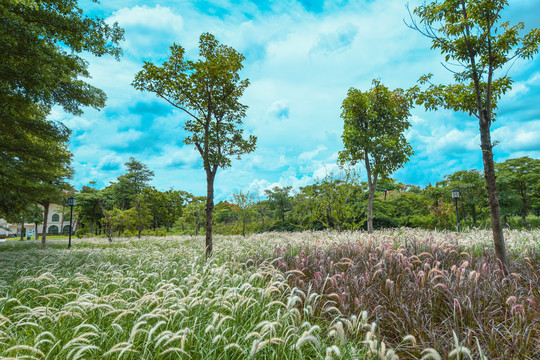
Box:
left=0, top=229, right=538, bottom=359
left=0, top=235, right=375, bottom=359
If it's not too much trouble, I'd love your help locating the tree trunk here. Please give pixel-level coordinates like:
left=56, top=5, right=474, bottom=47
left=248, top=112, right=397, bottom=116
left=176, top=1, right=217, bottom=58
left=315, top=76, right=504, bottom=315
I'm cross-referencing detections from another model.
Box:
left=60, top=205, right=65, bottom=235
left=367, top=183, right=376, bottom=233
left=41, top=202, right=49, bottom=247
left=205, top=170, right=216, bottom=259
left=34, top=222, right=39, bottom=240
left=520, top=195, right=528, bottom=226
left=258, top=203, right=266, bottom=231
left=364, top=154, right=377, bottom=233
left=479, top=115, right=508, bottom=270
left=521, top=207, right=527, bottom=226
left=20, top=218, right=25, bottom=241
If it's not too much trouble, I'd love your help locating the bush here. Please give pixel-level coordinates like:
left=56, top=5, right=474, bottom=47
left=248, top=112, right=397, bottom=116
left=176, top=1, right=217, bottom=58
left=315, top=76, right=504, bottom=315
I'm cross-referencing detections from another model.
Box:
left=121, top=230, right=137, bottom=238
left=75, top=228, right=91, bottom=238
left=506, top=215, right=540, bottom=230
left=268, top=220, right=302, bottom=232
left=141, top=229, right=168, bottom=237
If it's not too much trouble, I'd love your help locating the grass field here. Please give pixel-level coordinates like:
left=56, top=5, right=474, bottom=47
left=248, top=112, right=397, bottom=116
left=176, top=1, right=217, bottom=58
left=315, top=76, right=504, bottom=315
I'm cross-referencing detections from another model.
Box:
left=0, top=229, right=538, bottom=359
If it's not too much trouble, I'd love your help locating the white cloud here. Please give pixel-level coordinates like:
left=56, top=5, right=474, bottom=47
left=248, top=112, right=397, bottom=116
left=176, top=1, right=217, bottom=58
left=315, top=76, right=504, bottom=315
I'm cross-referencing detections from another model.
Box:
left=59, top=0, right=540, bottom=198
left=299, top=145, right=327, bottom=161
left=493, top=120, right=540, bottom=152
left=506, top=72, right=540, bottom=98
left=108, top=5, right=184, bottom=57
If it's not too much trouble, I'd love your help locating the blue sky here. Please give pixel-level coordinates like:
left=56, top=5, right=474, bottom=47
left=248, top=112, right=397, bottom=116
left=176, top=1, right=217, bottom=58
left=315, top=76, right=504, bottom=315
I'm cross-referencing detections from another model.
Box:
left=53, top=0, right=540, bottom=200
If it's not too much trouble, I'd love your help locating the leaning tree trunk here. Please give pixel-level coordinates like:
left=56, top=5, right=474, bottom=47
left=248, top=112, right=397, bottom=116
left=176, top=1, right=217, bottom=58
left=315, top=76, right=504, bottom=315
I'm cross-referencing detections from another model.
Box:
left=41, top=202, right=50, bottom=247
left=205, top=169, right=216, bottom=259
left=479, top=114, right=508, bottom=270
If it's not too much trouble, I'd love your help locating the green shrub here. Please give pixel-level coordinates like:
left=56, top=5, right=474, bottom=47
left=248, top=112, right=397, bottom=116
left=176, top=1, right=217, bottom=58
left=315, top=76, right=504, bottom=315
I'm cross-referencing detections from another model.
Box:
left=75, top=228, right=91, bottom=238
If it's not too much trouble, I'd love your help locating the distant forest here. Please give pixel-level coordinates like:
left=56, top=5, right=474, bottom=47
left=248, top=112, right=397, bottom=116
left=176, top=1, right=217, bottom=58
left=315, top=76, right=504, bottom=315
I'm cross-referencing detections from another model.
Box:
left=69, top=156, right=539, bottom=238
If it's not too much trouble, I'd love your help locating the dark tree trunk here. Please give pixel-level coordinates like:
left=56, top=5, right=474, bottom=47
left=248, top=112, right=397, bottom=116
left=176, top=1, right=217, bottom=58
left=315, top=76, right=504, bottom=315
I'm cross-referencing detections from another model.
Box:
left=364, top=153, right=377, bottom=234
left=60, top=205, right=65, bottom=235
left=257, top=203, right=266, bottom=231
left=20, top=219, right=25, bottom=241
left=366, top=184, right=376, bottom=233
left=205, top=170, right=216, bottom=259
left=41, top=202, right=50, bottom=247
left=520, top=194, right=528, bottom=226
left=479, top=115, right=508, bottom=270
left=34, top=222, right=39, bottom=240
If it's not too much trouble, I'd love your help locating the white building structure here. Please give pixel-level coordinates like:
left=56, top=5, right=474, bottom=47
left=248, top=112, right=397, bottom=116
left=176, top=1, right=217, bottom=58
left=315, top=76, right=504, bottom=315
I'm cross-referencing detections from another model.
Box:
left=0, top=204, right=76, bottom=238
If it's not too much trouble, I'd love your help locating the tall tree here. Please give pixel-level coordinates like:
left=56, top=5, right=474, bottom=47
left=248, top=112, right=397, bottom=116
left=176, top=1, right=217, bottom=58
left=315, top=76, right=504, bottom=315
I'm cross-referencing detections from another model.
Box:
left=133, top=33, right=256, bottom=258
left=438, top=169, right=487, bottom=226
left=164, top=190, right=189, bottom=231
left=265, top=186, right=293, bottom=223
left=123, top=157, right=155, bottom=196
left=183, top=197, right=206, bottom=236
left=0, top=0, right=123, bottom=217
left=231, top=190, right=255, bottom=237
left=75, top=186, right=104, bottom=235
left=408, top=0, right=540, bottom=268
left=254, top=191, right=270, bottom=232
left=339, top=80, right=413, bottom=233
left=112, top=158, right=154, bottom=209
left=496, top=157, right=540, bottom=226
left=300, top=171, right=363, bottom=231
left=131, top=195, right=152, bottom=238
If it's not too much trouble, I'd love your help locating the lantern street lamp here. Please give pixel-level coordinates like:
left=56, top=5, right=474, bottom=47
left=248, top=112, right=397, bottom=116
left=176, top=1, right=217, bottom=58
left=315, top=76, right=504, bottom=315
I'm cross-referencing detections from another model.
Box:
left=451, top=189, right=461, bottom=233
left=67, top=196, right=76, bottom=249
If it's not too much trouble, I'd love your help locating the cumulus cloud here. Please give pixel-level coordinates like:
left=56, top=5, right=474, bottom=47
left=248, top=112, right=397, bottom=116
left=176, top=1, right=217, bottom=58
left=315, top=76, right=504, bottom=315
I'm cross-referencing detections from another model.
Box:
left=311, top=23, right=359, bottom=55
left=98, top=154, right=124, bottom=172
left=56, top=0, right=540, bottom=199
left=267, top=100, right=290, bottom=120
left=108, top=5, right=184, bottom=58
left=493, top=120, right=540, bottom=152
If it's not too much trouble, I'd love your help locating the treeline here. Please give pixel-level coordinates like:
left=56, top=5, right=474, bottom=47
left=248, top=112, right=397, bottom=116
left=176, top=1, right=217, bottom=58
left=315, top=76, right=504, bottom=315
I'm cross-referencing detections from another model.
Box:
left=212, top=156, right=540, bottom=234
left=74, top=156, right=539, bottom=238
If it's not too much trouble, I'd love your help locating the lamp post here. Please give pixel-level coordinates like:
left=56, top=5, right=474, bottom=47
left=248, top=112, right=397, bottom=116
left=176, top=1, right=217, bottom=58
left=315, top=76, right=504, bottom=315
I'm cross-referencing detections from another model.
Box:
left=67, top=196, right=76, bottom=249
left=451, top=189, right=461, bottom=233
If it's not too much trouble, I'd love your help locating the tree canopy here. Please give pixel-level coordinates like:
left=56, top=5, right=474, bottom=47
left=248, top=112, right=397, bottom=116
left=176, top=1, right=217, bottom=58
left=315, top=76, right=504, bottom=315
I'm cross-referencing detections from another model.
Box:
left=408, top=0, right=540, bottom=269
left=133, top=33, right=257, bottom=258
left=339, top=80, right=413, bottom=233
left=0, top=0, right=124, bottom=217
